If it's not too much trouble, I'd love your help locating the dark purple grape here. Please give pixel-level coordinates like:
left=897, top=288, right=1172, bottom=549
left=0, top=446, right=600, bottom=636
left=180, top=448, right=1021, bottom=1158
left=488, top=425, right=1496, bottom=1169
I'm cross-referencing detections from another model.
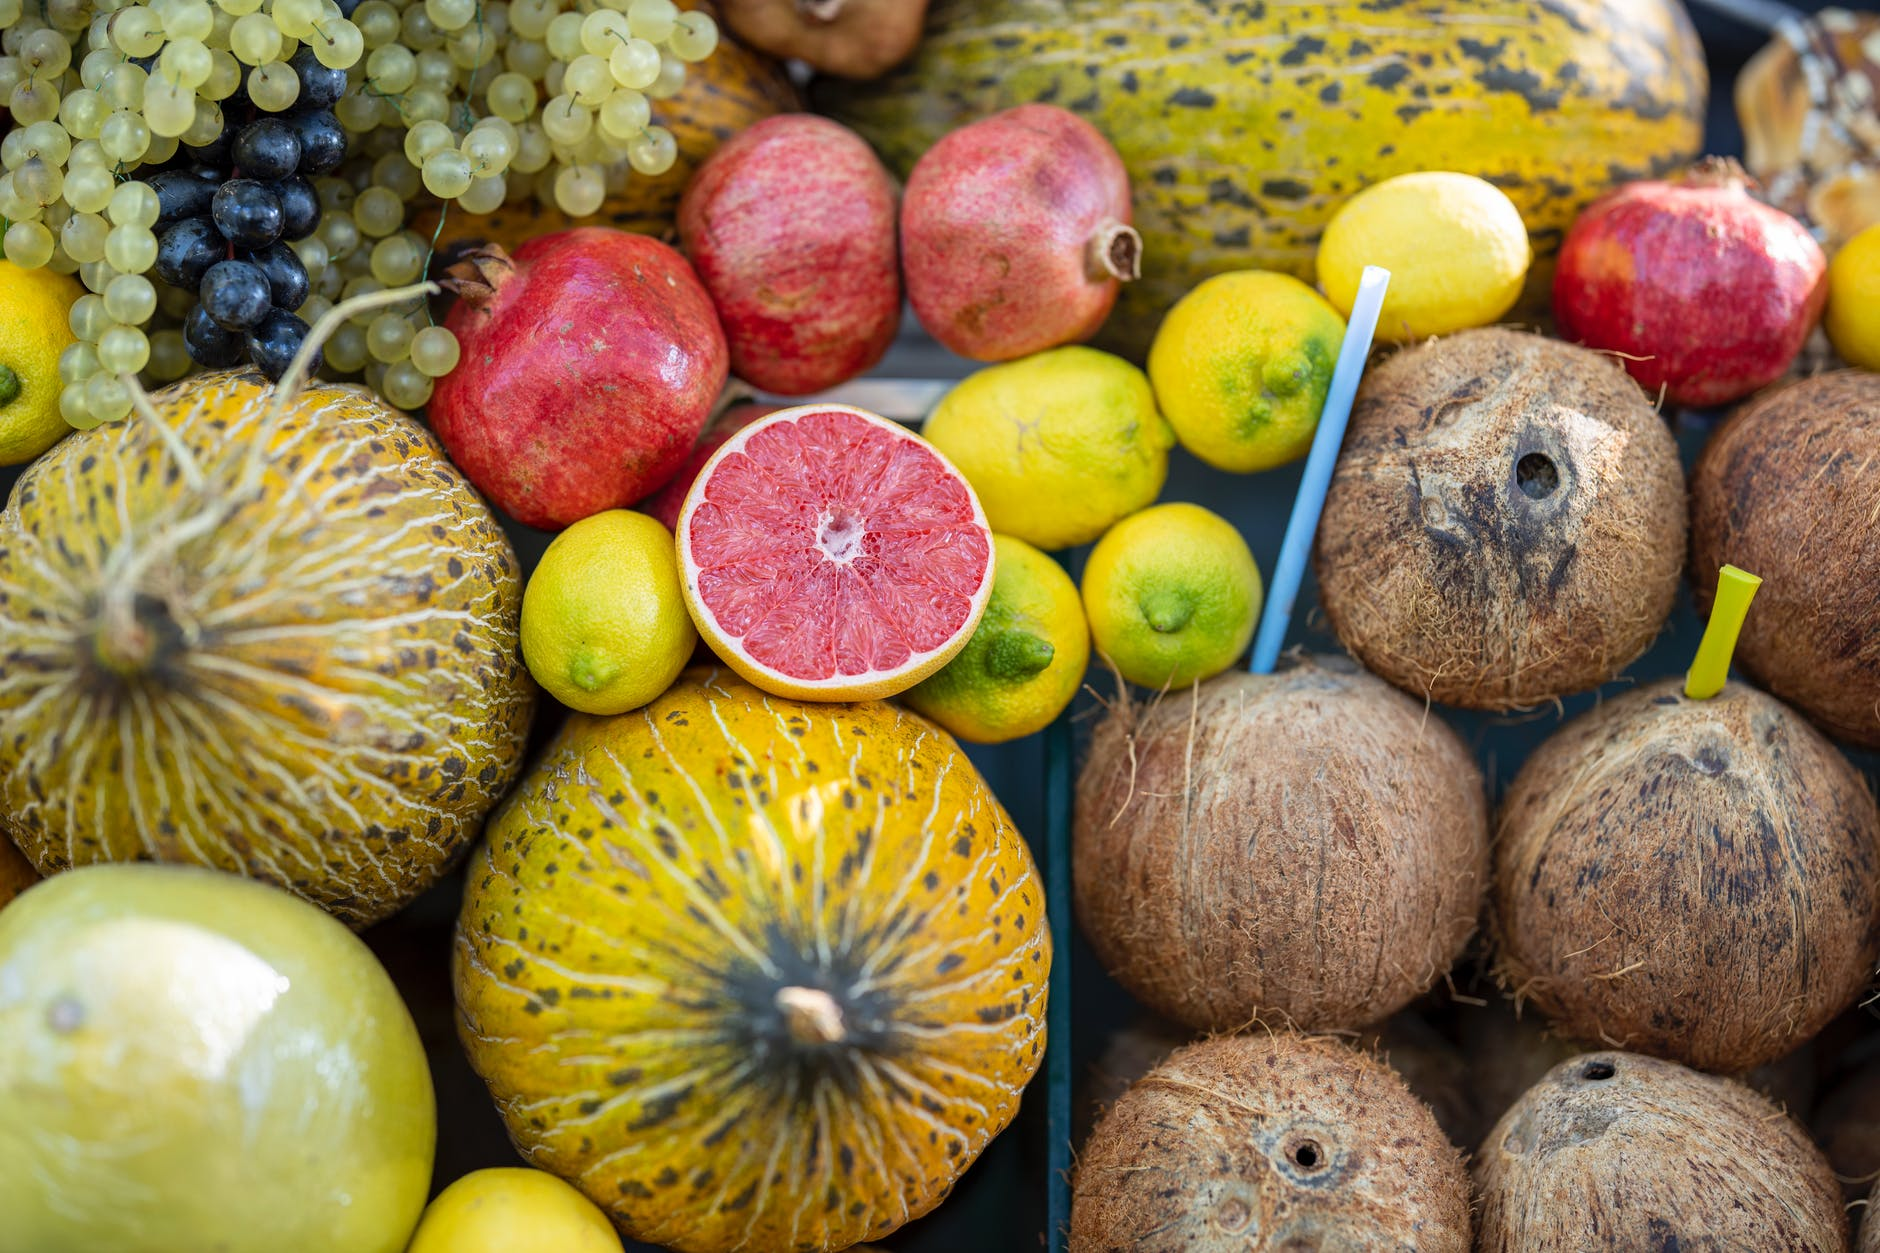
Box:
left=247, top=241, right=309, bottom=311
left=184, top=302, right=246, bottom=368
left=289, top=47, right=347, bottom=110
left=273, top=175, right=320, bottom=241
left=232, top=117, right=301, bottom=181
left=246, top=309, right=317, bottom=381
left=199, top=259, right=273, bottom=331
left=181, top=132, right=231, bottom=168
left=153, top=217, right=226, bottom=289
left=148, top=170, right=219, bottom=229
left=211, top=179, right=284, bottom=249
left=289, top=110, right=346, bottom=177
left=332, top=0, right=361, bottom=15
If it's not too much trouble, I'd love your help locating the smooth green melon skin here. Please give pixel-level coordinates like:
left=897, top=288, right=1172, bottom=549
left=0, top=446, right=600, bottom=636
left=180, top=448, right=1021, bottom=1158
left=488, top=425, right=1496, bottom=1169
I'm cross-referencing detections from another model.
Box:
left=0, top=865, right=436, bottom=1253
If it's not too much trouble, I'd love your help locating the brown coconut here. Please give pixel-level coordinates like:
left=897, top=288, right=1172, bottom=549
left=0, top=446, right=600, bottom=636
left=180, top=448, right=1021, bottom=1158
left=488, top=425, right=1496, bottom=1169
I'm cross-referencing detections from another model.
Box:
left=1357, top=1011, right=1481, bottom=1153
left=1475, top=1050, right=1847, bottom=1250
left=1864, top=1178, right=1880, bottom=1253
left=1814, top=1056, right=1880, bottom=1201
left=1074, top=655, right=1489, bottom=1033
left=1072, top=1032, right=1471, bottom=1252
left=1314, top=327, right=1686, bottom=710
left=1691, top=370, right=1880, bottom=750
left=1494, top=678, right=1880, bottom=1073
left=1075, top=1015, right=1191, bottom=1147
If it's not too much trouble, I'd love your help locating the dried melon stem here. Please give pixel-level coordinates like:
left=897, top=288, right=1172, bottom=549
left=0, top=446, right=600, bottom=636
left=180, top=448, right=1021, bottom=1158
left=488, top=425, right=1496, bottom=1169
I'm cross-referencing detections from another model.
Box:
left=776, top=985, right=846, bottom=1045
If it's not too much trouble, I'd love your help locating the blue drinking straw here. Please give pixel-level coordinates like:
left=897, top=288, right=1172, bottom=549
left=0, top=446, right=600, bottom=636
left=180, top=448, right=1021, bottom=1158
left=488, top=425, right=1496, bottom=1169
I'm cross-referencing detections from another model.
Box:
left=1249, top=265, right=1390, bottom=674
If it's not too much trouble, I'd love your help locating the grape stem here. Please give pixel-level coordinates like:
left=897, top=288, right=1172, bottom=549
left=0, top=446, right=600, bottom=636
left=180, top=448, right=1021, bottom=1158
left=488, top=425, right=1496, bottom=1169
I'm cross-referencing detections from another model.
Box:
left=268, top=280, right=441, bottom=415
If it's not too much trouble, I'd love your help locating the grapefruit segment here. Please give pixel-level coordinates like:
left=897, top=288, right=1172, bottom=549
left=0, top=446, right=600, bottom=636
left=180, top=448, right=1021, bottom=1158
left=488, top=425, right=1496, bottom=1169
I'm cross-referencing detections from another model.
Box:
left=678, top=405, right=995, bottom=701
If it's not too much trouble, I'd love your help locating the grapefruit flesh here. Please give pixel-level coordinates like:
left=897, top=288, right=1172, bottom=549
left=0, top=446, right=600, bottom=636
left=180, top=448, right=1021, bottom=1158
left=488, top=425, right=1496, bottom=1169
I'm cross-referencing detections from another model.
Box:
left=678, top=404, right=994, bottom=701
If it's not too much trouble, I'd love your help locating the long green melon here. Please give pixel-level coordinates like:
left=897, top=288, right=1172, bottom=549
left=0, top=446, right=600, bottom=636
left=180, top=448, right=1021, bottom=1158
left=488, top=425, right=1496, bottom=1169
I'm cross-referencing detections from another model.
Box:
left=819, top=0, right=1707, bottom=358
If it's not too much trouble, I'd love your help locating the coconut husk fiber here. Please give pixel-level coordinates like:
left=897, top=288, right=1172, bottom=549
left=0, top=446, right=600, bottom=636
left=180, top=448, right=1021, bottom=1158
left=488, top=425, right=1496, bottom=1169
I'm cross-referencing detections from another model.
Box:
left=1314, top=327, right=1685, bottom=711
left=1072, top=1032, right=1471, bottom=1252
left=1494, top=678, right=1880, bottom=1074
left=1691, top=370, right=1880, bottom=750
left=1863, top=1178, right=1880, bottom=1253
left=1073, top=655, right=1488, bottom=1033
left=1475, top=1051, right=1847, bottom=1250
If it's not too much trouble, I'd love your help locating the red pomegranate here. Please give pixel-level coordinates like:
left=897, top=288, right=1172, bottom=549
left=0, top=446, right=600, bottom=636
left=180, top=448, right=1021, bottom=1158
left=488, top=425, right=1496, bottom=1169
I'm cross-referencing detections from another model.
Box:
left=1553, top=158, right=1828, bottom=409
left=901, top=103, right=1139, bottom=362
left=433, top=228, right=728, bottom=530
left=678, top=114, right=900, bottom=396
left=636, top=402, right=778, bottom=531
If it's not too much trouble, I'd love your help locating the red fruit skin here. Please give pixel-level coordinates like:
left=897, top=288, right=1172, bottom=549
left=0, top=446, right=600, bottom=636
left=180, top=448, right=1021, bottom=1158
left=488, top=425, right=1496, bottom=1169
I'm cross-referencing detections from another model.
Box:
left=433, top=228, right=728, bottom=530
left=1553, top=169, right=1828, bottom=409
left=902, top=103, right=1137, bottom=362
left=678, top=114, right=900, bottom=396
left=637, top=402, right=778, bottom=532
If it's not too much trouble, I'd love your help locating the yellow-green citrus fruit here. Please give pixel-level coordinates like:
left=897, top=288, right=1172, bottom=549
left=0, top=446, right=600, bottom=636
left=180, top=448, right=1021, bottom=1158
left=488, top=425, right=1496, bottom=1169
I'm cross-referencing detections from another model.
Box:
left=1081, top=503, right=1262, bottom=689
left=0, top=864, right=435, bottom=1253
left=0, top=369, right=535, bottom=927
left=455, top=670, right=1050, bottom=1253
left=821, top=0, right=1706, bottom=358
left=0, top=258, right=81, bottom=464
left=522, top=509, right=697, bottom=715
left=407, top=1168, right=625, bottom=1253
left=1318, top=171, right=1532, bottom=342
left=902, top=534, right=1090, bottom=743
left=1827, top=222, right=1880, bottom=371
left=921, top=346, right=1173, bottom=551
left=1147, top=271, right=1346, bottom=473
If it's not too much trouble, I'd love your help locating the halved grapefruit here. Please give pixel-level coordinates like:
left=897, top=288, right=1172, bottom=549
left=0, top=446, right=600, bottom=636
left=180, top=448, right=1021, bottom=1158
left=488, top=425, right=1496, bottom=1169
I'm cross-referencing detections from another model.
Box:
left=677, top=404, right=995, bottom=701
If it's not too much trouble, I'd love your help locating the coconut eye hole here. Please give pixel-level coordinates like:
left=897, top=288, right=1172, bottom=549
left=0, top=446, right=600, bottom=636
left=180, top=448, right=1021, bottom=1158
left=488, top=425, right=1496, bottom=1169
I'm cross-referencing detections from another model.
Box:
left=1581, top=1060, right=1616, bottom=1081
left=1215, top=1197, right=1252, bottom=1231
left=1288, top=1138, right=1326, bottom=1171
left=1515, top=451, right=1560, bottom=499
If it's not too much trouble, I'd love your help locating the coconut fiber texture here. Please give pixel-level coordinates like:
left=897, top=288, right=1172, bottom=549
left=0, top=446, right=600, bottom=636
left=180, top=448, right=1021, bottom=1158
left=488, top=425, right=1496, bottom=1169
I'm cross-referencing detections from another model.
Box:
left=1072, top=1031, right=1471, bottom=1252
left=1494, top=678, right=1880, bottom=1074
left=1314, top=328, right=1686, bottom=711
left=1476, top=1051, right=1847, bottom=1250
left=1692, top=370, right=1880, bottom=750
left=1073, top=656, right=1488, bottom=1033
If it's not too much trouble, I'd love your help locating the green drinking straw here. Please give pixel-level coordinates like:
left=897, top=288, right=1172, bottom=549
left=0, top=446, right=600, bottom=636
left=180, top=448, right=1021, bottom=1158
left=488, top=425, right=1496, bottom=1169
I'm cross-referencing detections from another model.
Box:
left=1685, top=565, right=1762, bottom=700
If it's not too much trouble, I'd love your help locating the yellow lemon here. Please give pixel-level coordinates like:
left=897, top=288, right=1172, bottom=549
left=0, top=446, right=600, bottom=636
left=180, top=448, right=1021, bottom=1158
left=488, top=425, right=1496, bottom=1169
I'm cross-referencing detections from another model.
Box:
left=1827, top=223, right=1880, bottom=371
left=406, top=1168, right=623, bottom=1253
left=1081, top=503, right=1262, bottom=690
left=1147, top=271, right=1346, bottom=474
left=1317, top=171, right=1531, bottom=342
left=922, top=346, right=1174, bottom=551
left=0, top=259, right=81, bottom=465
left=521, top=509, right=696, bottom=715
left=902, top=534, right=1090, bottom=743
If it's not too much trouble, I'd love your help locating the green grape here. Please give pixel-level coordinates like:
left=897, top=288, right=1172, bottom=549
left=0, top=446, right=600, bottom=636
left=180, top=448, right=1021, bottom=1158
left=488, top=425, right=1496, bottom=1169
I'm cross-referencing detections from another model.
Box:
left=361, top=357, right=388, bottom=394
left=101, top=62, right=147, bottom=109
left=296, top=293, right=333, bottom=325
left=66, top=140, right=110, bottom=169
left=85, top=371, right=134, bottom=422
left=502, top=34, right=549, bottom=79
left=248, top=60, right=300, bottom=109
left=424, top=0, right=474, bottom=32
left=605, top=34, right=657, bottom=90
left=598, top=88, right=649, bottom=140
left=80, top=47, right=118, bottom=88
left=365, top=310, right=414, bottom=362
left=63, top=164, right=114, bottom=214
left=312, top=19, right=364, bottom=69
left=47, top=0, right=89, bottom=31
left=160, top=36, right=214, bottom=87
left=108, top=181, right=159, bottom=228
left=447, top=25, right=495, bottom=71
left=324, top=321, right=369, bottom=373
left=60, top=86, right=110, bottom=138
left=579, top=9, right=627, bottom=55
left=201, top=49, right=242, bottom=98
left=340, top=274, right=383, bottom=315
left=100, top=109, right=152, bottom=163
left=3, top=219, right=54, bottom=268
left=104, top=272, right=158, bottom=323
left=565, top=53, right=612, bottom=106
left=0, top=174, right=37, bottom=223
left=414, top=47, right=455, bottom=89
left=278, top=35, right=301, bottom=60
left=504, top=120, right=546, bottom=174
left=380, top=358, right=432, bottom=409
left=461, top=124, right=513, bottom=174
left=110, top=6, right=167, bottom=56
left=146, top=328, right=191, bottom=381
left=60, top=382, right=96, bottom=428
left=403, top=117, right=453, bottom=164
left=353, top=185, right=404, bottom=236
left=272, top=0, right=319, bottom=38
left=163, top=0, right=213, bottom=40
left=408, top=324, right=460, bottom=377
left=79, top=258, right=119, bottom=294
left=541, top=95, right=590, bottom=145
left=16, top=157, right=62, bottom=207
left=400, top=3, right=442, bottom=49
left=626, top=0, right=675, bottom=43
left=46, top=251, right=80, bottom=278
left=507, top=0, right=550, bottom=39
left=552, top=163, right=603, bottom=216
left=542, top=60, right=565, bottom=99
left=315, top=263, right=344, bottom=301
left=317, top=210, right=359, bottom=259
left=216, top=0, right=263, bottom=13
left=289, top=232, right=329, bottom=275
left=458, top=172, right=505, bottom=214
left=402, top=86, right=450, bottom=123
left=353, top=0, right=399, bottom=47
left=341, top=85, right=390, bottom=131
left=626, top=124, right=675, bottom=176
left=208, top=4, right=238, bottom=43
left=646, top=51, right=685, bottom=100
left=143, top=76, right=199, bottom=138
left=69, top=292, right=109, bottom=340
left=371, top=150, right=422, bottom=198
left=229, top=11, right=281, bottom=63
left=60, top=212, right=109, bottom=263
left=485, top=70, right=534, bottom=122
left=145, top=132, right=181, bottom=163
left=545, top=10, right=583, bottom=59
left=104, top=223, right=158, bottom=274
left=157, top=280, right=194, bottom=317
left=59, top=340, right=101, bottom=384
left=0, top=57, right=20, bottom=101
left=0, top=0, right=21, bottom=24
left=668, top=10, right=717, bottom=62
left=22, top=119, right=73, bottom=165
left=8, top=77, right=61, bottom=125
left=97, top=323, right=151, bottom=374
left=20, top=26, right=73, bottom=76
left=315, top=176, right=354, bottom=212
left=369, top=231, right=425, bottom=283
left=181, top=98, right=224, bottom=145
left=421, top=149, right=472, bottom=198
left=365, top=42, right=414, bottom=90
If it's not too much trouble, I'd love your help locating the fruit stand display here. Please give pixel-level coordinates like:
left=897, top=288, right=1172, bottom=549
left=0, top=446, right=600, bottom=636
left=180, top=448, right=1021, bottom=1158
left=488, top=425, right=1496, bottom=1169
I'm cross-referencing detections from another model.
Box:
left=3, top=0, right=1880, bottom=1251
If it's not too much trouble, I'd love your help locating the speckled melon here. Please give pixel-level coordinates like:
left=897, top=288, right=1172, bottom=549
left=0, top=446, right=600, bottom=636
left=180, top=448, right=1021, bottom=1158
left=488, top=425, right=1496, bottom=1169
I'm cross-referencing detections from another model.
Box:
left=0, top=837, right=36, bottom=908
left=0, top=369, right=536, bottom=927
left=454, top=669, right=1050, bottom=1253
left=820, top=0, right=1707, bottom=357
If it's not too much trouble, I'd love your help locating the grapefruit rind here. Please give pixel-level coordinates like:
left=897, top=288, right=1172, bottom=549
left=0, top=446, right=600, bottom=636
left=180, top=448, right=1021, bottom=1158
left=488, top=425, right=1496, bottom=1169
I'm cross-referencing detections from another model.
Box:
left=675, top=403, right=996, bottom=702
